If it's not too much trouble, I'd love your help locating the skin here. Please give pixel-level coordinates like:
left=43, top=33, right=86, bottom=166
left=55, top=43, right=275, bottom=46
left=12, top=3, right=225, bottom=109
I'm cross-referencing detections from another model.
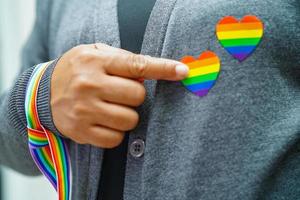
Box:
left=51, top=43, right=189, bottom=148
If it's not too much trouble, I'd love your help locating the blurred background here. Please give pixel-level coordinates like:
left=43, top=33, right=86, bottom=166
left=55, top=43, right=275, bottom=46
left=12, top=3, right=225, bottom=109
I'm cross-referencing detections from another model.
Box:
left=0, top=0, right=56, bottom=199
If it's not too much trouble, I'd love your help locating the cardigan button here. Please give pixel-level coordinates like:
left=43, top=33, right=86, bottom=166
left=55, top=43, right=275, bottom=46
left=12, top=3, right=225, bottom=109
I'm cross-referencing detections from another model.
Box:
left=129, top=139, right=145, bottom=158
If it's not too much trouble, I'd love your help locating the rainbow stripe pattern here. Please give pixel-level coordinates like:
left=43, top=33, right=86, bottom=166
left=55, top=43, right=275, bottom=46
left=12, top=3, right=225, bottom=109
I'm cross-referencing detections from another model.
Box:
left=181, top=51, right=221, bottom=97
left=216, top=15, right=264, bottom=62
left=25, top=62, right=72, bottom=200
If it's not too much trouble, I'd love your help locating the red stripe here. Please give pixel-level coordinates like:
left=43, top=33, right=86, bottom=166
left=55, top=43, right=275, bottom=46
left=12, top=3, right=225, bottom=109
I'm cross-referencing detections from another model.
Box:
left=32, top=64, right=49, bottom=129
left=218, top=16, right=237, bottom=24
left=241, top=15, right=261, bottom=23
left=28, top=128, right=47, bottom=137
left=199, top=51, right=218, bottom=60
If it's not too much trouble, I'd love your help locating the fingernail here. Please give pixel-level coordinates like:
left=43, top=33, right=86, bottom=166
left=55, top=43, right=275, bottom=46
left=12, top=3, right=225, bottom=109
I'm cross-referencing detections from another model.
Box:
left=175, top=64, right=189, bottom=78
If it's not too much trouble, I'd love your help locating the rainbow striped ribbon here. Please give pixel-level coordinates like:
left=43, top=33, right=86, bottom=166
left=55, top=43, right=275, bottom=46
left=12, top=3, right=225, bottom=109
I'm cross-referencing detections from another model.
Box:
left=25, top=62, right=72, bottom=200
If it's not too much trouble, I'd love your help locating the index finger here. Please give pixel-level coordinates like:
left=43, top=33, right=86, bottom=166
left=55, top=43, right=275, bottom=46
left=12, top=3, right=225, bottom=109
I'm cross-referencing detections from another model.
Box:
left=102, top=52, right=189, bottom=81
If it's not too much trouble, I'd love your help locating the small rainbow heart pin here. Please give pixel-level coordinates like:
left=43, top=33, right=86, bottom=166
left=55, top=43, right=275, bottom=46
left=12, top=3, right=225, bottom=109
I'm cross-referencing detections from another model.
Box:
left=216, top=15, right=264, bottom=62
left=181, top=51, right=221, bottom=97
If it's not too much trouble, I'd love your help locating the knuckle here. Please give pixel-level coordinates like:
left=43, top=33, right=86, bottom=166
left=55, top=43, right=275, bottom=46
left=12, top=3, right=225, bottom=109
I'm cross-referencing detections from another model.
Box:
left=72, top=76, right=93, bottom=91
left=71, top=45, right=94, bottom=64
left=72, top=103, right=87, bottom=117
left=65, top=124, right=87, bottom=144
left=95, top=50, right=107, bottom=60
left=78, top=50, right=94, bottom=62
left=129, top=54, right=148, bottom=77
left=96, top=79, right=108, bottom=93
left=71, top=118, right=83, bottom=130
left=96, top=52, right=114, bottom=69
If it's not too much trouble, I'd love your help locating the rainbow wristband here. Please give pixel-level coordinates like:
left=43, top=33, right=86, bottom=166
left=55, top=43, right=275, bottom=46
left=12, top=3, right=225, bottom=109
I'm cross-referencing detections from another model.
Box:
left=25, top=62, right=72, bottom=200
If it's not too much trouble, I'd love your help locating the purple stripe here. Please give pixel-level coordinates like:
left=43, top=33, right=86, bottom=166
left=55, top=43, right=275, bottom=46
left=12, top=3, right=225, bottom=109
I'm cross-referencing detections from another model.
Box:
left=193, top=89, right=210, bottom=97
left=31, top=148, right=57, bottom=189
left=232, top=53, right=249, bottom=61
left=32, top=149, right=57, bottom=188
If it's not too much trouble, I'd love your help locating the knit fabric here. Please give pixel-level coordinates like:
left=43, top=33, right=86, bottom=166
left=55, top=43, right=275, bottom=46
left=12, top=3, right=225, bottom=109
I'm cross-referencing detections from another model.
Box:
left=0, top=0, right=299, bottom=200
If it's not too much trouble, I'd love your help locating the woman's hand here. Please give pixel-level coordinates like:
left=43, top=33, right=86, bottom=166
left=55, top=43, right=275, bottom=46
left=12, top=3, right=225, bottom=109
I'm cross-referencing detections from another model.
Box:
left=51, top=43, right=188, bottom=148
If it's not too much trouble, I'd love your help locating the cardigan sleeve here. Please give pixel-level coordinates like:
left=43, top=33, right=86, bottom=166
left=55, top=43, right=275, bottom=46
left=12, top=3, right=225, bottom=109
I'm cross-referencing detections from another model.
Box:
left=0, top=0, right=58, bottom=176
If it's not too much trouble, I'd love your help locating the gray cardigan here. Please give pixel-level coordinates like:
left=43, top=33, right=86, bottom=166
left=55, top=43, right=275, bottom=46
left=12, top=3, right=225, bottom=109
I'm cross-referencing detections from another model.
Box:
left=0, top=0, right=299, bottom=199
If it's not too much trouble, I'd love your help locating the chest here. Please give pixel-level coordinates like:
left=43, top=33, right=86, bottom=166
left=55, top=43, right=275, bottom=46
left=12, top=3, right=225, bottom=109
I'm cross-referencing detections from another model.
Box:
left=48, top=0, right=299, bottom=69
left=49, top=1, right=300, bottom=199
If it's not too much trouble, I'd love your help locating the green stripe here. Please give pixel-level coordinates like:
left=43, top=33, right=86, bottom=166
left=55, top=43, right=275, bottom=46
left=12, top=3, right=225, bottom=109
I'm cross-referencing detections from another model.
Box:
left=220, top=38, right=261, bottom=47
left=182, top=72, right=219, bottom=85
left=29, top=139, right=48, bottom=145
left=28, top=116, right=34, bottom=129
left=56, top=136, right=69, bottom=193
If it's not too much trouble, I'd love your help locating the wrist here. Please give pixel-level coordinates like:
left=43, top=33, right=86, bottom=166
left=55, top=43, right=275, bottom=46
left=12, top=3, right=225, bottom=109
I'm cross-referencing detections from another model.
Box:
left=36, top=58, right=64, bottom=136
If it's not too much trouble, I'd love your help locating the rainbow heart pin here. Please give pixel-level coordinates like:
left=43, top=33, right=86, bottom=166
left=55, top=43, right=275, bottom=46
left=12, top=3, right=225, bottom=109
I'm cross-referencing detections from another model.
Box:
left=216, top=15, right=264, bottom=62
left=181, top=51, right=221, bottom=97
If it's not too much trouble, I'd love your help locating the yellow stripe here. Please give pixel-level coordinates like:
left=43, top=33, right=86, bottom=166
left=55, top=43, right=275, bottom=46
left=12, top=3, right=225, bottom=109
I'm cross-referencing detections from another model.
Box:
left=29, top=134, right=48, bottom=141
left=188, top=64, right=220, bottom=78
left=217, top=30, right=263, bottom=40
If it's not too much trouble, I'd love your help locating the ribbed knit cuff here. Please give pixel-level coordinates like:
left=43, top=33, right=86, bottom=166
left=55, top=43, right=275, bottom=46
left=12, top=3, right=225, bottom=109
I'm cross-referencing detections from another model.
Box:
left=8, top=68, right=35, bottom=137
left=37, top=59, right=63, bottom=136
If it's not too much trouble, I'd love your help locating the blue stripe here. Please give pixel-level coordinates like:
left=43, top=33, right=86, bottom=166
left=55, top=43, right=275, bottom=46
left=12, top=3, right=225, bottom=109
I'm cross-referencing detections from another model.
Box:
left=29, top=142, right=49, bottom=148
left=225, top=46, right=256, bottom=55
left=36, top=149, right=57, bottom=180
left=186, top=80, right=216, bottom=92
left=32, top=149, right=57, bottom=186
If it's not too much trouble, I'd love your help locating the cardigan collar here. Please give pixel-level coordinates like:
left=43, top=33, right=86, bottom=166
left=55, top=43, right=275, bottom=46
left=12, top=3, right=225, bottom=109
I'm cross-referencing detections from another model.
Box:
left=89, top=0, right=177, bottom=199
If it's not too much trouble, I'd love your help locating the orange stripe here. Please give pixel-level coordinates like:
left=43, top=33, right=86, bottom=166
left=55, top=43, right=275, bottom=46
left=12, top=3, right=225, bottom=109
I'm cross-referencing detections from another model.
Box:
left=32, top=77, right=41, bottom=129
left=31, top=83, right=41, bottom=129
left=187, top=57, right=220, bottom=70
left=28, top=128, right=46, bottom=137
left=181, top=56, right=196, bottom=64
left=216, top=22, right=263, bottom=32
left=32, top=64, right=48, bottom=129
left=42, top=147, right=55, bottom=169
left=44, top=146, right=52, bottom=158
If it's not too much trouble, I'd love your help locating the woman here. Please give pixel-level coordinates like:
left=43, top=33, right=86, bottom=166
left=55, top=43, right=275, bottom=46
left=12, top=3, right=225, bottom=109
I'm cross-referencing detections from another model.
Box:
left=0, top=0, right=299, bottom=199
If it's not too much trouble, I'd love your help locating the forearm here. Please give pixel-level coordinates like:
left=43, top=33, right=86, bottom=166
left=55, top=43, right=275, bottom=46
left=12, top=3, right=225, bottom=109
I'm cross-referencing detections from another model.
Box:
left=0, top=67, right=40, bottom=175
left=0, top=0, right=58, bottom=176
left=0, top=59, right=62, bottom=175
